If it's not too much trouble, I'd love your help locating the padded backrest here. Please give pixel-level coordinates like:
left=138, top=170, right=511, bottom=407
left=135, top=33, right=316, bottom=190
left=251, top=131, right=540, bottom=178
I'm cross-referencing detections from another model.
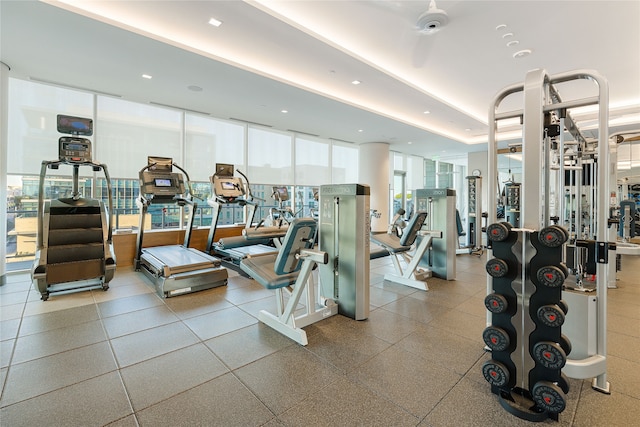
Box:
left=456, top=209, right=465, bottom=236
left=273, top=218, right=317, bottom=275
left=398, top=211, right=428, bottom=246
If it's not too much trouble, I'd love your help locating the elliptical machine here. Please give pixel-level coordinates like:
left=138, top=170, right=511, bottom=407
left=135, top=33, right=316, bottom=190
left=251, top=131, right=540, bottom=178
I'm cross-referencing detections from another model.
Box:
left=32, top=115, right=116, bottom=300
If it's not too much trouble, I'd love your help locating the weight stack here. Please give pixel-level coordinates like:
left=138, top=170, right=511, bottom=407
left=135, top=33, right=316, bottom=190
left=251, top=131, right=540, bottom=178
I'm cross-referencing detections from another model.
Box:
left=482, top=223, right=571, bottom=422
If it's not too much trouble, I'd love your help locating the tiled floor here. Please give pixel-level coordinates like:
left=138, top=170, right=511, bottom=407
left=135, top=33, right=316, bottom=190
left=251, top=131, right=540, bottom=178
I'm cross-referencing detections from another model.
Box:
left=1, top=252, right=639, bottom=426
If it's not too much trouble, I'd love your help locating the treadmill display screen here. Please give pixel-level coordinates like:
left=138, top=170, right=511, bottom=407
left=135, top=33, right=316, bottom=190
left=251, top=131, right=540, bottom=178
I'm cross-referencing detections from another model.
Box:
left=221, top=181, right=235, bottom=190
left=154, top=178, right=173, bottom=187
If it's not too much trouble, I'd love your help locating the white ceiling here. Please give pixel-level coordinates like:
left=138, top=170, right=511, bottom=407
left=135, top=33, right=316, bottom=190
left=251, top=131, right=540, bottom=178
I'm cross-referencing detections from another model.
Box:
left=2, top=0, right=639, bottom=162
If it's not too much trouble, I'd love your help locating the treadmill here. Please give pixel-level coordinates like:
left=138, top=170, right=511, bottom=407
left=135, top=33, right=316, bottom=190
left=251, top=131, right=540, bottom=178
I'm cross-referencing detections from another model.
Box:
left=206, top=163, right=285, bottom=271
left=135, top=157, right=228, bottom=297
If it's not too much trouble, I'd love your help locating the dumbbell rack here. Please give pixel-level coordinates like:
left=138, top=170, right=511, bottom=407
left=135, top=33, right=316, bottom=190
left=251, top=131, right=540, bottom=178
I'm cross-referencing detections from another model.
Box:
left=483, top=222, right=571, bottom=421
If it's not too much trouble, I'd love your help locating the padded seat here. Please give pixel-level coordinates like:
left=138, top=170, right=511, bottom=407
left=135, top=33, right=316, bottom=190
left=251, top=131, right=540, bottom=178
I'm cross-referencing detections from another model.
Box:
left=239, top=217, right=337, bottom=345
left=239, top=253, right=299, bottom=289
left=370, top=211, right=438, bottom=291
left=371, top=211, right=428, bottom=252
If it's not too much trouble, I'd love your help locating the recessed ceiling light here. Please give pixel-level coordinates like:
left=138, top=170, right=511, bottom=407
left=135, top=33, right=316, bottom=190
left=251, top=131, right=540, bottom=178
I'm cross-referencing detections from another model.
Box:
left=142, top=74, right=152, bottom=79
left=502, top=32, right=514, bottom=38
left=208, top=17, right=223, bottom=27
left=506, top=40, right=520, bottom=47
left=423, top=110, right=431, bottom=114
left=281, top=109, right=288, bottom=113
left=358, top=129, right=363, bottom=132
left=407, top=141, right=413, bottom=145
left=513, top=49, right=532, bottom=58
left=496, top=24, right=507, bottom=30
left=187, top=85, right=203, bottom=92
left=352, top=80, right=361, bottom=85
left=465, top=128, right=471, bottom=132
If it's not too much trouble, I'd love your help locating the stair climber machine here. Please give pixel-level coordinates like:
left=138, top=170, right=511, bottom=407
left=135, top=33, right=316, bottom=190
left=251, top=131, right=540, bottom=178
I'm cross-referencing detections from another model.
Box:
left=206, top=164, right=285, bottom=272
left=32, top=115, right=116, bottom=301
left=135, top=157, right=227, bottom=297
left=483, top=69, right=611, bottom=422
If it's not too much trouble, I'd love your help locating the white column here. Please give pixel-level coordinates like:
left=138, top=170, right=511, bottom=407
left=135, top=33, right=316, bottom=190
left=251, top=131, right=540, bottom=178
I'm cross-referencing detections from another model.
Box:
left=0, top=62, right=9, bottom=284
left=359, top=142, right=389, bottom=232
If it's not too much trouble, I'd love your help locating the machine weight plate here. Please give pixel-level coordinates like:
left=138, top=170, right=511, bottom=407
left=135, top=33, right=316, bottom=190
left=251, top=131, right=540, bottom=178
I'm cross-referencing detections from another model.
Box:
left=482, top=360, right=510, bottom=387
left=487, top=222, right=511, bottom=242
left=558, top=372, right=570, bottom=394
left=539, top=226, right=568, bottom=248
left=533, top=341, right=567, bottom=369
left=486, top=259, right=509, bottom=278
left=536, top=266, right=566, bottom=288
left=484, top=293, right=508, bottom=313
left=537, top=305, right=565, bottom=327
left=532, top=381, right=567, bottom=413
left=557, top=299, right=569, bottom=315
left=559, top=334, right=572, bottom=356
left=483, top=326, right=510, bottom=352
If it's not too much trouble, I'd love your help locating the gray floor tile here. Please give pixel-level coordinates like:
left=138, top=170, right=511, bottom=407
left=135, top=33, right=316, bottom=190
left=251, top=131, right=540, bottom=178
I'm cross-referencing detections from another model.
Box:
left=182, top=305, right=257, bottom=341
left=0, top=341, right=117, bottom=406
left=0, top=318, right=20, bottom=342
left=305, top=316, right=392, bottom=372
left=223, top=282, right=275, bottom=305
left=348, top=307, right=422, bottom=344
left=121, top=343, right=229, bottom=411
left=0, top=303, right=25, bottom=321
left=136, top=373, right=275, bottom=426
left=574, top=386, right=640, bottom=426
left=348, top=346, right=461, bottom=418
left=427, top=308, right=486, bottom=342
left=110, top=321, right=198, bottom=367
left=12, top=319, right=107, bottom=364
left=205, top=323, right=293, bottom=370
left=162, top=288, right=233, bottom=320
left=381, top=296, right=449, bottom=325
left=605, top=354, right=640, bottom=400
left=423, top=377, right=556, bottom=427
left=408, top=287, right=473, bottom=308
left=98, top=292, right=164, bottom=318
left=104, top=415, right=140, bottom=427
left=278, top=375, right=419, bottom=426
left=607, top=330, right=640, bottom=362
left=369, top=285, right=406, bottom=307
left=234, top=345, right=343, bottom=415
left=102, top=305, right=180, bottom=338
left=0, top=372, right=132, bottom=427
left=18, top=304, right=100, bottom=336
left=0, top=290, right=29, bottom=307
left=0, top=339, right=14, bottom=368
left=607, top=313, right=640, bottom=338
left=396, top=324, right=485, bottom=375
left=236, top=295, right=280, bottom=319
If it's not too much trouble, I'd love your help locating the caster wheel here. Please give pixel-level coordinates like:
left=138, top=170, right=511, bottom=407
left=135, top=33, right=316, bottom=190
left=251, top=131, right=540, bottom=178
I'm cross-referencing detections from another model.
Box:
left=102, top=285, right=109, bottom=291
left=486, top=258, right=509, bottom=278
left=483, top=326, right=510, bottom=352
left=41, top=293, right=49, bottom=301
left=533, top=341, right=567, bottom=369
left=484, top=293, right=508, bottom=314
left=532, top=380, right=567, bottom=413
left=482, top=360, right=510, bottom=387
left=487, top=222, right=512, bottom=242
